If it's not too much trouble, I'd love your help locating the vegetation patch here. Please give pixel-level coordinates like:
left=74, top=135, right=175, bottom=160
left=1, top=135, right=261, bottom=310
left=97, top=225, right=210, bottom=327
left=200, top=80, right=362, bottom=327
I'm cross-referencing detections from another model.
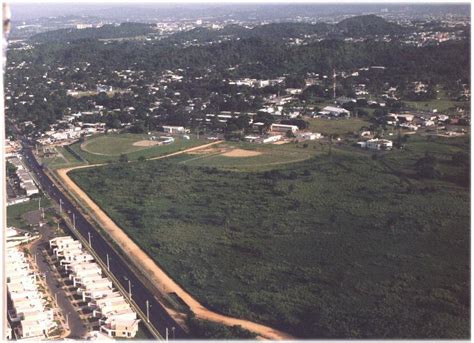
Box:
left=70, top=136, right=469, bottom=338
left=307, top=117, right=370, bottom=136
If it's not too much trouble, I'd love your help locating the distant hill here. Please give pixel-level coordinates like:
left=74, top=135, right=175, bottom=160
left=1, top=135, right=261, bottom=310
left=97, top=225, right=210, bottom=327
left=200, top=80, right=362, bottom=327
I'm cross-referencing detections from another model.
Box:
left=168, top=15, right=407, bottom=44
left=30, top=15, right=408, bottom=44
left=30, top=22, right=156, bottom=43
left=336, top=14, right=407, bottom=35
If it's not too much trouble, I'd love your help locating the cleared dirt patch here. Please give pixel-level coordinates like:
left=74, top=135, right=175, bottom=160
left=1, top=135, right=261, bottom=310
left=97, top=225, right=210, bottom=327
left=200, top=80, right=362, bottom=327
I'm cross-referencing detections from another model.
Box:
left=187, top=147, right=228, bottom=155
left=132, top=140, right=161, bottom=147
left=221, top=149, right=262, bottom=158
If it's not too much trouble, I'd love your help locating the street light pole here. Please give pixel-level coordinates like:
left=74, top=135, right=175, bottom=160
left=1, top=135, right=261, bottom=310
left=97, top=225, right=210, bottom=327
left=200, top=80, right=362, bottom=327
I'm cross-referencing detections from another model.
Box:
left=165, top=328, right=169, bottom=341
left=38, top=197, right=41, bottom=210
left=172, top=326, right=175, bottom=339
left=128, top=279, right=132, bottom=298
left=59, top=198, right=62, bottom=213
left=88, top=232, right=91, bottom=247
left=146, top=300, right=150, bottom=323
left=73, top=213, right=75, bottom=229
left=106, top=254, right=110, bottom=271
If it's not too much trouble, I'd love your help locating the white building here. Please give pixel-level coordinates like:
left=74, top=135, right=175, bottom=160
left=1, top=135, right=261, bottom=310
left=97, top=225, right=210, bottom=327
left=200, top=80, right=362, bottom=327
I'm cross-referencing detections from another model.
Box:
left=319, top=106, right=350, bottom=117
left=358, top=139, right=393, bottom=151
left=296, top=132, right=321, bottom=140
left=162, top=125, right=188, bottom=134
left=270, top=124, right=299, bottom=133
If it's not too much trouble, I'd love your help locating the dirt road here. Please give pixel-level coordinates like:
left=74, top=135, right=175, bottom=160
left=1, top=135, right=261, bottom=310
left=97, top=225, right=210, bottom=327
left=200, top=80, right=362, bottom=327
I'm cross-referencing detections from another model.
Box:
left=56, top=141, right=294, bottom=340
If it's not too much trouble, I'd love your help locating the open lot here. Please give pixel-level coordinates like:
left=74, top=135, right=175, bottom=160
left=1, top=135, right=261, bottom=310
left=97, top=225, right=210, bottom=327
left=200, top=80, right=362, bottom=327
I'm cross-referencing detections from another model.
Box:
left=307, top=117, right=370, bottom=136
left=70, top=135, right=469, bottom=339
left=7, top=196, right=51, bottom=229
left=403, top=89, right=469, bottom=113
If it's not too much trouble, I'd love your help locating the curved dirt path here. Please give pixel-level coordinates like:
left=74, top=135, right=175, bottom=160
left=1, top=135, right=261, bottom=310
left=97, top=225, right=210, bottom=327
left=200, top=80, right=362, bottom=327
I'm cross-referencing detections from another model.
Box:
left=56, top=141, right=294, bottom=340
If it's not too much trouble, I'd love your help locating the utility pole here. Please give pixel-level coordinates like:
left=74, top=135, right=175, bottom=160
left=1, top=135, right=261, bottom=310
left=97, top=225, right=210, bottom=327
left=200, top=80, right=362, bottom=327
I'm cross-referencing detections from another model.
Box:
left=73, top=213, right=75, bottom=229
left=172, top=327, right=175, bottom=339
left=59, top=198, right=62, bottom=213
left=333, top=68, right=336, bottom=100
left=128, top=279, right=132, bottom=298
left=165, top=328, right=169, bottom=341
left=88, top=232, right=91, bottom=247
left=106, top=254, right=110, bottom=271
left=146, top=300, right=150, bottom=323
left=38, top=197, right=41, bottom=210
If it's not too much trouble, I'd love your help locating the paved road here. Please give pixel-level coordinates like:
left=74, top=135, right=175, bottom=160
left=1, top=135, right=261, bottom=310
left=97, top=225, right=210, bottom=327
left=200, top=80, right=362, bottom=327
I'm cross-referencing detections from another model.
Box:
left=20, top=139, right=186, bottom=339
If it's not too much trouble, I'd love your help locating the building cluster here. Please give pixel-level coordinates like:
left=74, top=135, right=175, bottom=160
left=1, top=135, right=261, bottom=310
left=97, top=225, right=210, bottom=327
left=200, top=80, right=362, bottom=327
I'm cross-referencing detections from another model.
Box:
left=6, top=245, right=56, bottom=339
left=5, top=139, right=21, bottom=157
left=383, top=112, right=457, bottom=131
left=37, top=113, right=106, bottom=145
left=50, top=236, right=140, bottom=338
left=6, top=227, right=38, bottom=249
left=402, top=29, right=467, bottom=47
left=7, top=155, right=39, bottom=197
left=243, top=123, right=321, bottom=144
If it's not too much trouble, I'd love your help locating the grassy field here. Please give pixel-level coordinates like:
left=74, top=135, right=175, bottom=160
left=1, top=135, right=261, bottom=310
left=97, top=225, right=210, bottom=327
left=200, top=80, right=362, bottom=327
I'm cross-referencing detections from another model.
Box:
left=7, top=196, right=51, bottom=229
left=308, top=117, right=370, bottom=136
left=403, top=89, right=469, bottom=113
left=67, top=133, right=208, bottom=164
left=41, top=146, right=85, bottom=169
left=70, top=136, right=469, bottom=339
left=179, top=141, right=326, bottom=171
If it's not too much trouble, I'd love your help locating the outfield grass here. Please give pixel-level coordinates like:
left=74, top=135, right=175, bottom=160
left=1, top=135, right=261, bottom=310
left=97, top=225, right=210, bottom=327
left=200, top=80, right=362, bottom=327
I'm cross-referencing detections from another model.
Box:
left=68, top=133, right=208, bottom=164
left=70, top=136, right=469, bottom=339
left=308, top=117, right=370, bottom=136
left=81, top=133, right=155, bottom=156
left=179, top=141, right=325, bottom=171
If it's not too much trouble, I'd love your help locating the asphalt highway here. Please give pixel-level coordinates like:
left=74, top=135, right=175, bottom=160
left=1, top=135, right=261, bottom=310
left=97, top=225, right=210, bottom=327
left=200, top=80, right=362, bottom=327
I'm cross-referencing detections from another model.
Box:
left=20, top=139, right=187, bottom=339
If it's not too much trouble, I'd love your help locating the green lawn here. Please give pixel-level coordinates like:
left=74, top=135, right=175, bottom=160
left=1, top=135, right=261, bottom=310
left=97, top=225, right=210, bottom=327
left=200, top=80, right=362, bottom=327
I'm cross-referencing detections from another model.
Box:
left=41, top=146, right=85, bottom=169
left=308, top=117, right=370, bottom=136
left=7, top=196, right=51, bottom=229
left=403, top=89, right=469, bottom=113
left=67, top=133, right=208, bottom=164
left=70, top=136, right=469, bottom=339
left=81, top=133, right=155, bottom=156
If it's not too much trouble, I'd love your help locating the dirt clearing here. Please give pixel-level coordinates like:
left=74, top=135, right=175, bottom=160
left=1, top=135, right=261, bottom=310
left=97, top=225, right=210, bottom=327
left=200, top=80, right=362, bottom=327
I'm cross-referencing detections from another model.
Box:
left=132, top=140, right=161, bottom=147
left=221, top=149, right=262, bottom=157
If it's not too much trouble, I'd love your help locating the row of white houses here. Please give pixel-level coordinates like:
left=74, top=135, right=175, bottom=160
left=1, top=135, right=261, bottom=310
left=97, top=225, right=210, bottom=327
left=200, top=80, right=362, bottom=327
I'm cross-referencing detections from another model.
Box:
left=6, top=246, right=56, bottom=339
left=49, top=236, right=140, bottom=338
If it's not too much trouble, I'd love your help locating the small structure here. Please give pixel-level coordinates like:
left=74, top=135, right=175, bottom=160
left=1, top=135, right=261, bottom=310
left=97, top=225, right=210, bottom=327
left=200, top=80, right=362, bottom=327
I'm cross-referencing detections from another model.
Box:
left=358, top=138, right=393, bottom=151
left=262, top=135, right=282, bottom=144
left=296, top=132, right=321, bottom=140
left=162, top=126, right=188, bottom=134
left=270, top=124, right=299, bottom=133
left=319, top=106, right=350, bottom=117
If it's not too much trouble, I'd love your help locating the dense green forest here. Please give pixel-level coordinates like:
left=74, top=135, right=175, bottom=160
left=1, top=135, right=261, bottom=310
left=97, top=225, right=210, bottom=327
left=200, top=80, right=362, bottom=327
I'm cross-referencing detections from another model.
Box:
left=29, top=15, right=408, bottom=44
left=169, top=15, right=407, bottom=43
left=30, top=22, right=156, bottom=43
left=16, top=36, right=469, bottom=82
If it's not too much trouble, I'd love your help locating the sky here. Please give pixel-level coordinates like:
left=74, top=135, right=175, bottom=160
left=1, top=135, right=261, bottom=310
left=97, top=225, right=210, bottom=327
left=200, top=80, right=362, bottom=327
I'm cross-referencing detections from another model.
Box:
left=9, top=2, right=471, bottom=21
